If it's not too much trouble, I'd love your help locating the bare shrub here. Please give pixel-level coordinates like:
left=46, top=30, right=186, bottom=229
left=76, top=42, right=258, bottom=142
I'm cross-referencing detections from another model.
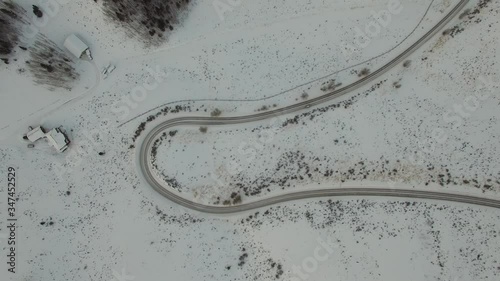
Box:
left=199, top=126, right=207, bottom=133
left=403, top=60, right=411, bottom=68
left=459, top=9, right=470, bottom=20
left=232, top=194, right=242, bottom=205
left=442, top=29, right=452, bottom=36
left=358, top=68, right=370, bottom=77
left=210, top=108, right=222, bottom=117
left=320, top=79, right=342, bottom=92
left=222, top=192, right=242, bottom=205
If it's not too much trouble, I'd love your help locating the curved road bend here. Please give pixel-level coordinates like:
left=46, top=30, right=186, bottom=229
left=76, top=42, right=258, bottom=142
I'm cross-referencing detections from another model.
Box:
left=138, top=0, right=498, bottom=213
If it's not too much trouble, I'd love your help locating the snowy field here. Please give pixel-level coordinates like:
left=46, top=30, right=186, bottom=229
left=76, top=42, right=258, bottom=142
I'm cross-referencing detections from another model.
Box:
left=0, top=0, right=499, bottom=280
left=150, top=0, right=500, bottom=205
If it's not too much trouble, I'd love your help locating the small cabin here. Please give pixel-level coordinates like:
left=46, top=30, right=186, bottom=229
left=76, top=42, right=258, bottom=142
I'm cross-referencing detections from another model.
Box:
left=64, top=34, right=92, bottom=60
left=26, top=126, right=46, bottom=142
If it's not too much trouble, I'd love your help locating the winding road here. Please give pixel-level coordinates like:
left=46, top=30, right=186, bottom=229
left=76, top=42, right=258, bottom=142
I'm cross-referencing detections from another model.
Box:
left=138, top=0, right=500, bottom=213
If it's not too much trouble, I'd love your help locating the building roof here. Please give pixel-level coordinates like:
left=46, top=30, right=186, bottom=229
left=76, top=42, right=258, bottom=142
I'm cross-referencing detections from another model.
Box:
left=64, top=34, right=89, bottom=59
left=45, top=128, right=70, bottom=152
left=26, top=126, right=45, bottom=142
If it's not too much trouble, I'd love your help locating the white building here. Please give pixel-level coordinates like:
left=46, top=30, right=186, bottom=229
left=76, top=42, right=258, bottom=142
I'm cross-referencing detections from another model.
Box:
left=25, top=126, right=70, bottom=153
left=64, top=34, right=92, bottom=60
left=26, top=126, right=46, bottom=142
left=46, top=128, right=70, bottom=152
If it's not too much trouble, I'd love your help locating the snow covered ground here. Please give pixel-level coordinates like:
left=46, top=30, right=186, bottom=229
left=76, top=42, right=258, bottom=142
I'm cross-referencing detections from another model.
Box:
left=0, top=0, right=499, bottom=280
left=150, top=0, right=500, bottom=205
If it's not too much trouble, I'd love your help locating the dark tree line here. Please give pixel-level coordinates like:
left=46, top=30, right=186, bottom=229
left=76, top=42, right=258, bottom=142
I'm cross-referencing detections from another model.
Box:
left=27, top=35, right=79, bottom=91
left=0, top=1, right=29, bottom=57
left=100, top=0, right=191, bottom=45
left=0, top=2, right=79, bottom=90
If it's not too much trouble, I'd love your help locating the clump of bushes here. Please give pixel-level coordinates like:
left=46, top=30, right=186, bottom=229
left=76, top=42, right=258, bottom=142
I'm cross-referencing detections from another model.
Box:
left=32, top=5, right=43, bottom=18
left=320, top=79, right=342, bottom=92
left=222, top=192, right=242, bottom=205
left=459, top=9, right=470, bottom=20
left=358, top=68, right=370, bottom=77
left=210, top=108, right=222, bottom=117
left=199, top=126, right=207, bottom=133
left=132, top=122, right=147, bottom=142
left=232, top=194, right=242, bottom=204
left=256, top=104, right=277, bottom=111
left=442, top=29, right=452, bottom=36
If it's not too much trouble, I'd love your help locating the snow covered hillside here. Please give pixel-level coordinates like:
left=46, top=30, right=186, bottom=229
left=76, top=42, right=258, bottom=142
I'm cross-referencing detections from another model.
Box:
left=0, top=0, right=498, bottom=280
